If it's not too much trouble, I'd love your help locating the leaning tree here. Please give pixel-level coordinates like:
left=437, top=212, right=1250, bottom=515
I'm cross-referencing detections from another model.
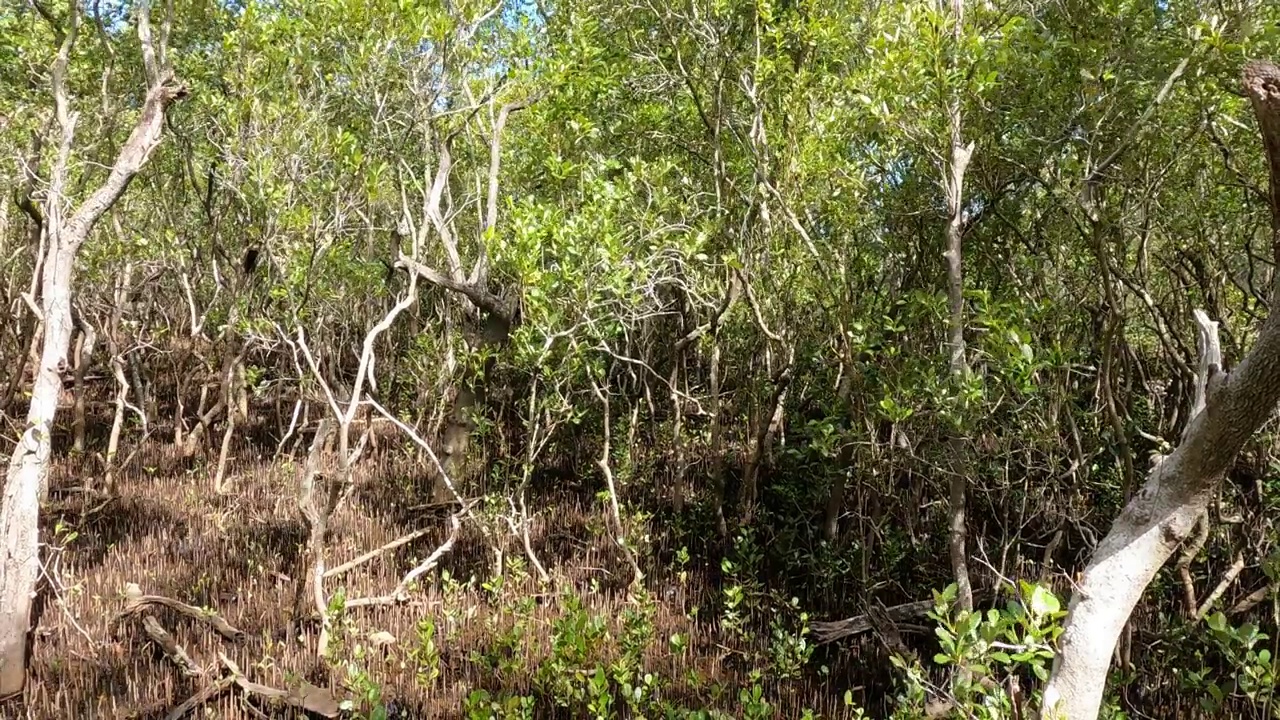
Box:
left=1041, top=58, right=1280, bottom=720
left=0, top=0, right=186, bottom=696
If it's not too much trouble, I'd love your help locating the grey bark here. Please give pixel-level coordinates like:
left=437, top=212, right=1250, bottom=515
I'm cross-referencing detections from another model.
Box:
left=942, top=0, right=975, bottom=617
left=0, top=1, right=186, bottom=696
left=1041, top=59, right=1280, bottom=720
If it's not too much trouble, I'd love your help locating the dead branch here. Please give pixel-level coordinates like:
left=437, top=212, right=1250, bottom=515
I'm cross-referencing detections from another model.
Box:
left=140, top=616, right=203, bottom=678
left=115, top=584, right=243, bottom=643
left=1230, top=583, right=1275, bottom=615
left=323, top=526, right=433, bottom=580
left=219, top=652, right=340, bottom=718
left=812, top=598, right=936, bottom=644
left=1196, top=552, right=1246, bottom=620
left=343, top=513, right=463, bottom=610
left=163, top=676, right=235, bottom=720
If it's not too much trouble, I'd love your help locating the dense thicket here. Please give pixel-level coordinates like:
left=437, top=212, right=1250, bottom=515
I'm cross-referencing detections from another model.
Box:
left=3, top=1, right=1280, bottom=718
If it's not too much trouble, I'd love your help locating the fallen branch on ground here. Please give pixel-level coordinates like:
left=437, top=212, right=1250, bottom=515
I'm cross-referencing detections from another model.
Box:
left=114, top=583, right=244, bottom=642
left=164, top=676, right=235, bottom=720
left=219, top=652, right=341, bottom=717
left=114, top=586, right=339, bottom=720
left=141, top=616, right=204, bottom=678
left=343, top=513, right=462, bottom=610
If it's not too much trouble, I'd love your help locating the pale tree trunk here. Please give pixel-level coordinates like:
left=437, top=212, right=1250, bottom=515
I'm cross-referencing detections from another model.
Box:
left=590, top=377, right=644, bottom=585
left=941, top=0, right=975, bottom=616
left=0, top=1, right=186, bottom=697
left=3, top=130, right=46, bottom=417
left=294, top=262, right=419, bottom=656
left=394, top=93, right=538, bottom=503
left=182, top=334, right=243, bottom=458
left=709, top=341, right=729, bottom=537
left=1041, top=59, right=1280, bottom=720
left=102, top=263, right=136, bottom=495
left=70, top=315, right=97, bottom=453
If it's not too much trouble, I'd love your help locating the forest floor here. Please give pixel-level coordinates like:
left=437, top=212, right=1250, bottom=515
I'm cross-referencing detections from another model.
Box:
left=3, top=433, right=872, bottom=720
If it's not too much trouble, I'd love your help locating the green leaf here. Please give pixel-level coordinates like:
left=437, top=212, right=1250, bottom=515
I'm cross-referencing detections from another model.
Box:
left=1029, top=585, right=1060, bottom=616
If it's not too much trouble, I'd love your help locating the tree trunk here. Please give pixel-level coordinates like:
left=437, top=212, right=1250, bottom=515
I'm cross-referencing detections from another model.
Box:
left=71, top=319, right=97, bottom=453
left=709, top=341, right=728, bottom=537
left=1040, top=59, right=1280, bottom=720
left=942, top=0, right=975, bottom=617
left=103, top=263, right=135, bottom=494
left=435, top=313, right=509, bottom=502
left=0, top=4, right=186, bottom=693
left=0, top=251, right=74, bottom=697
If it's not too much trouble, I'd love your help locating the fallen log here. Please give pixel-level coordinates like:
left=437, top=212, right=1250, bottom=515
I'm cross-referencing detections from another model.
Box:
left=140, top=616, right=203, bottom=679
left=220, top=652, right=341, bottom=718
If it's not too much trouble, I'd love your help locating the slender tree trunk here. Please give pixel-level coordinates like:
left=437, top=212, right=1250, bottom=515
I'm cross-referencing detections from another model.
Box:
left=824, top=442, right=852, bottom=544
left=71, top=320, right=97, bottom=453
left=102, top=263, right=134, bottom=494
left=709, top=341, right=728, bottom=537
left=669, top=361, right=685, bottom=513
left=740, top=349, right=793, bottom=524
left=942, top=0, right=975, bottom=617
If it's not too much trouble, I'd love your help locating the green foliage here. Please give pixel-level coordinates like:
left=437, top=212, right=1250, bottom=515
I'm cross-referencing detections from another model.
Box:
left=8, top=0, right=1280, bottom=716
left=884, top=581, right=1067, bottom=718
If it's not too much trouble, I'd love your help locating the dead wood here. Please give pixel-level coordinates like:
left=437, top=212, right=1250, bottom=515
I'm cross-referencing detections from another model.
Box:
left=219, top=652, right=341, bottom=718
left=324, top=526, right=433, bottom=580
left=343, top=513, right=463, bottom=610
left=140, top=615, right=203, bottom=678
left=163, top=676, right=235, bottom=720
left=114, top=584, right=244, bottom=643
left=811, top=598, right=936, bottom=644
left=1230, top=583, right=1275, bottom=615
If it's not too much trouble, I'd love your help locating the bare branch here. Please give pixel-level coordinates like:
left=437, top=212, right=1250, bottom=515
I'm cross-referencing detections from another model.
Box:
left=1229, top=583, right=1274, bottom=615
left=396, top=252, right=510, bottom=320
left=738, top=269, right=782, bottom=343
left=1195, top=552, right=1245, bottom=620
left=673, top=273, right=741, bottom=352
left=342, top=514, right=463, bottom=609
left=472, top=95, right=541, bottom=287
left=1083, top=57, right=1190, bottom=192
left=1244, top=59, right=1280, bottom=266
left=323, top=527, right=433, bottom=580
left=1176, top=511, right=1209, bottom=618
left=137, top=0, right=160, bottom=87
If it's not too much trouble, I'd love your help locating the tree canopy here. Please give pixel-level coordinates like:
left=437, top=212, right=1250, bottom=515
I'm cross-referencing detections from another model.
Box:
left=3, top=1, right=1280, bottom=718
